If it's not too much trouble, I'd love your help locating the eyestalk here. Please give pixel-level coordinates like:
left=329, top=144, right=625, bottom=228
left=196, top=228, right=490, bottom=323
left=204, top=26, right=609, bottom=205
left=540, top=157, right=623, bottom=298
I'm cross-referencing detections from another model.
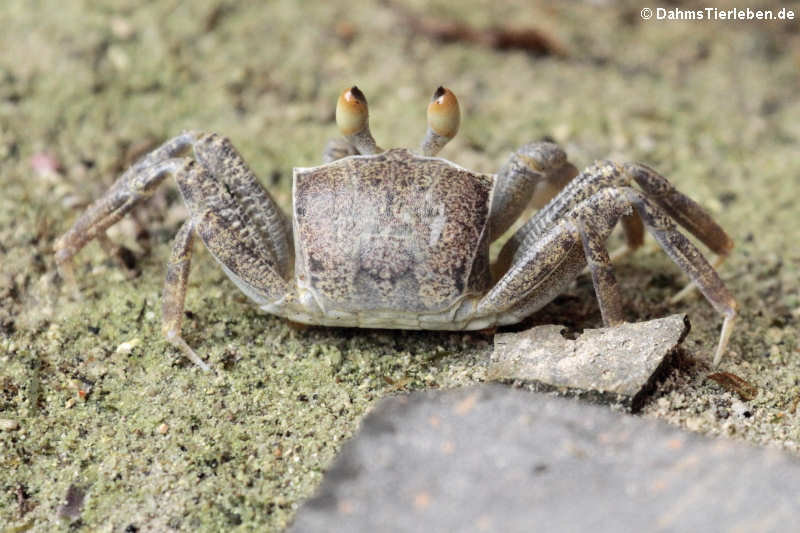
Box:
left=336, top=86, right=381, bottom=155
left=420, top=86, right=460, bottom=157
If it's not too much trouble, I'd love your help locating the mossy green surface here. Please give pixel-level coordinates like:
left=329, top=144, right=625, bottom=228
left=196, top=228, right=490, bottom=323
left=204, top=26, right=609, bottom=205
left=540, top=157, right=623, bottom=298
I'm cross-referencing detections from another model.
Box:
left=1, top=1, right=799, bottom=531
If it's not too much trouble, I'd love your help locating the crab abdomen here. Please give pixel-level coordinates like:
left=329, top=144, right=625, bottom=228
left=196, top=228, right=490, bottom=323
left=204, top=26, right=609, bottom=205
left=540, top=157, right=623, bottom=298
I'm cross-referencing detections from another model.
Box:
left=292, top=148, right=493, bottom=315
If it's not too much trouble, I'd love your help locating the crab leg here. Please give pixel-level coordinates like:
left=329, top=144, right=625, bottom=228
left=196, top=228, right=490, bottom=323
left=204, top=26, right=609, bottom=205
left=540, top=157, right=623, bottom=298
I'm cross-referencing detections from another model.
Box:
left=56, top=131, right=294, bottom=368
left=190, top=133, right=293, bottom=278
left=54, top=134, right=196, bottom=285
left=625, top=163, right=734, bottom=257
left=322, top=137, right=359, bottom=163
left=489, top=141, right=579, bottom=242
left=494, top=159, right=732, bottom=282
left=56, top=131, right=294, bottom=280
left=161, top=219, right=209, bottom=371
left=480, top=185, right=736, bottom=365
left=624, top=162, right=734, bottom=302
left=494, top=161, right=644, bottom=277
left=164, top=154, right=291, bottom=369
left=55, top=156, right=217, bottom=368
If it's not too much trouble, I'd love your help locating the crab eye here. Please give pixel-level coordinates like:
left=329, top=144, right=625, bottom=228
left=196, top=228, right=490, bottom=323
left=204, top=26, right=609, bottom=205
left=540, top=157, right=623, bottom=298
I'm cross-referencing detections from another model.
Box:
left=336, top=86, right=369, bottom=136
left=426, top=86, right=460, bottom=139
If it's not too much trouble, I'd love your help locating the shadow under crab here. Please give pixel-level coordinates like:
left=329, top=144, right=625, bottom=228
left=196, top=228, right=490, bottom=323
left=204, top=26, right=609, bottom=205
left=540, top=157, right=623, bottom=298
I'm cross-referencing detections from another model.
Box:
left=54, top=86, right=737, bottom=371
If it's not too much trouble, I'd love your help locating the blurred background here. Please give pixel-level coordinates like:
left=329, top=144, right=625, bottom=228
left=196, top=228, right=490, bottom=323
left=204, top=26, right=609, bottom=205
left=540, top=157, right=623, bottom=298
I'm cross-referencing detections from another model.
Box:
left=1, top=0, right=799, bottom=530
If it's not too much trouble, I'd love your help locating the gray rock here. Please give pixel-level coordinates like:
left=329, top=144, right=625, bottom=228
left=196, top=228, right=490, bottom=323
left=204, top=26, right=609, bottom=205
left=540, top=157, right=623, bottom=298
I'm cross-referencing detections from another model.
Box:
left=489, top=314, right=690, bottom=411
left=289, top=386, right=800, bottom=533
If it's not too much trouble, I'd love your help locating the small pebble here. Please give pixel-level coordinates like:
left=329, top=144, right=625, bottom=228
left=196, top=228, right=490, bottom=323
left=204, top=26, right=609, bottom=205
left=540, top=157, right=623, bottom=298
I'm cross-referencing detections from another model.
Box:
left=731, top=400, right=752, bottom=418
left=0, top=418, right=19, bottom=431
left=110, top=16, right=135, bottom=40
left=769, top=345, right=782, bottom=361
left=116, top=338, right=141, bottom=354
left=30, top=152, right=62, bottom=177
left=765, top=327, right=783, bottom=345
left=157, top=423, right=169, bottom=435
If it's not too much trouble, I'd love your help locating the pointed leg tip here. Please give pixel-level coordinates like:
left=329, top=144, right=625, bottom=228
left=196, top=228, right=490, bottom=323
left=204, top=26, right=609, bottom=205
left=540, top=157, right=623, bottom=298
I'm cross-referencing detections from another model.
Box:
left=184, top=349, right=211, bottom=372
left=55, top=260, right=84, bottom=300
left=166, top=330, right=211, bottom=371
left=712, top=312, right=736, bottom=367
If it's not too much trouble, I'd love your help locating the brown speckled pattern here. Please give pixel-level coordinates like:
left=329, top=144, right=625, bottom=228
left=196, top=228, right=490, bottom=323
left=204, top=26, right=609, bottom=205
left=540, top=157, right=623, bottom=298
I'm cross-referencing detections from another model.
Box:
left=175, top=140, right=289, bottom=302
left=190, top=133, right=293, bottom=279
left=293, top=149, right=493, bottom=313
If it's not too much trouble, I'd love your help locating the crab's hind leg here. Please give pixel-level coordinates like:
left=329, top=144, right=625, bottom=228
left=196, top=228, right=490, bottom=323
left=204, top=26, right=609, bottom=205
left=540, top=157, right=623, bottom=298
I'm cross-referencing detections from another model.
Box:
left=55, top=132, right=293, bottom=369
left=54, top=133, right=197, bottom=286
left=493, top=161, right=645, bottom=278
left=624, top=162, right=734, bottom=302
left=479, top=184, right=736, bottom=365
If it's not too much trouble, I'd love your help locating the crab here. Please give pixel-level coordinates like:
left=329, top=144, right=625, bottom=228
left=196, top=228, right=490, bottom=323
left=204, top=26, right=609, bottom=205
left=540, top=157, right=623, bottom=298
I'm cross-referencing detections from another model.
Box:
left=54, top=86, right=737, bottom=371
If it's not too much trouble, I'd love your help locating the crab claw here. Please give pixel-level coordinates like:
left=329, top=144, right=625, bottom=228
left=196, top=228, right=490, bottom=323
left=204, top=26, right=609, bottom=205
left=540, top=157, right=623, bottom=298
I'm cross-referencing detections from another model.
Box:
left=421, top=86, right=460, bottom=157
left=336, top=86, right=381, bottom=154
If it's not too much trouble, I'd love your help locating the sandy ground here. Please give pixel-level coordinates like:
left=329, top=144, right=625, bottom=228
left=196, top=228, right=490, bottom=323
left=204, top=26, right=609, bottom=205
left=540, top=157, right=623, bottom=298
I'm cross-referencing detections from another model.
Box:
left=1, top=1, right=799, bottom=531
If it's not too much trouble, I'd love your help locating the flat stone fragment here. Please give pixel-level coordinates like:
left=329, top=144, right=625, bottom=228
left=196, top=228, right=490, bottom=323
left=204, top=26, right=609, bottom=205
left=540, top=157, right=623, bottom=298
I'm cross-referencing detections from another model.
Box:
left=489, top=314, right=690, bottom=411
left=289, top=386, right=800, bottom=533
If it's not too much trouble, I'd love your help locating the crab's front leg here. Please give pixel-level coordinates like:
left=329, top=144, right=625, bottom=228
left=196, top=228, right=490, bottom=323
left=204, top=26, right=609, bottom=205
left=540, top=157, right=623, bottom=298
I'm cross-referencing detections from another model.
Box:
left=55, top=132, right=293, bottom=369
